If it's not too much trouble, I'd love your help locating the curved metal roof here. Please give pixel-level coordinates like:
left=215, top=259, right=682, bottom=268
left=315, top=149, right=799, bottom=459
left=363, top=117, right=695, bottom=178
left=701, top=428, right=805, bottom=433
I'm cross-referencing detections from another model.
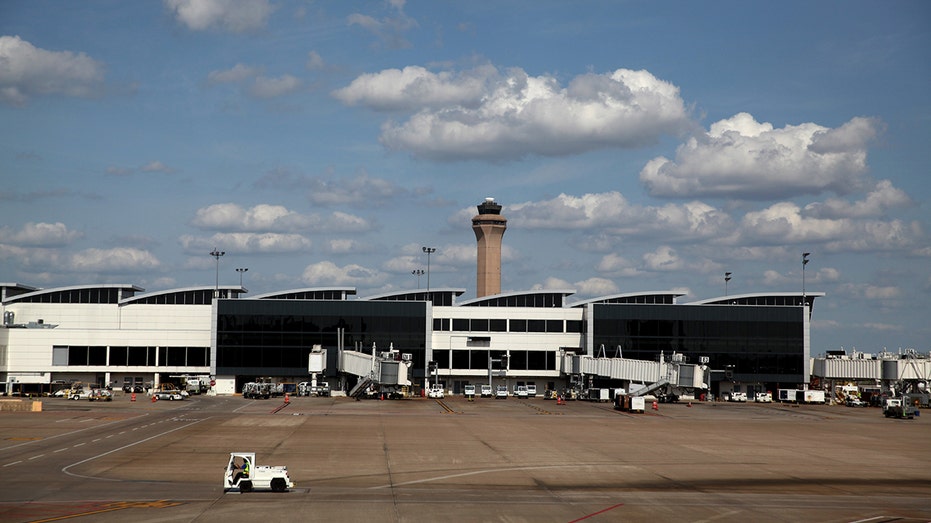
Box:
left=359, top=288, right=466, bottom=301
left=120, top=285, right=245, bottom=304
left=3, top=283, right=144, bottom=304
left=566, top=291, right=686, bottom=308
left=686, top=291, right=826, bottom=305
left=249, top=287, right=357, bottom=300
left=457, top=289, right=576, bottom=307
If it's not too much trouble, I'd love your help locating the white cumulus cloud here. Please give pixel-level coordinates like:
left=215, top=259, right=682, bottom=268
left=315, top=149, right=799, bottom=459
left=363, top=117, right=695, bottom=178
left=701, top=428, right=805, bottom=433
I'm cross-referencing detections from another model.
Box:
left=180, top=232, right=312, bottom=254
left=191, top=203, right=320, bottom=232
left=333, top=65, right=495, bottom=111
left=640, top=113, right=883, bottom=199
left=735, top=201, right=922, bottom=252
left=165, top=0, right=274, bottom=33
left=69, top=247, right=160, bottom=272
left=337, top=66, right=690, bottom=161
left=504, top=192, right=733, bottom=241
left=0, top=35, right=105, bottom=106
left=302, top=261, right=387, bottom=286
left=642, top=246, right=684, bottom=272
left=805, top=179, right=913, bottom=219
left=207, top=63, right=263, bottom=84
left=0, top=222, right=82, bottom=247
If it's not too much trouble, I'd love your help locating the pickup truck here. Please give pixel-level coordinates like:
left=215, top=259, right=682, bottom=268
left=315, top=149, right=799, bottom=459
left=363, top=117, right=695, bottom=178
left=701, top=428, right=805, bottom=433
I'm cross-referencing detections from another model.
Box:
left=495, top=385, right=508, bottom=399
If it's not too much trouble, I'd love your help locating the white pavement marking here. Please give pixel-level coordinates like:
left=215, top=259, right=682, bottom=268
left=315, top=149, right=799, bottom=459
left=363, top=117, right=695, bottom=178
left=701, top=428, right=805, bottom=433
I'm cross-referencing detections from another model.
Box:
left=61, top=417, right=210, bottom=481
left=0, top=412, right=150, bottom=451
left=370, top=464, right=586, bottom=490
left=4, top=461, right=23, bottom=467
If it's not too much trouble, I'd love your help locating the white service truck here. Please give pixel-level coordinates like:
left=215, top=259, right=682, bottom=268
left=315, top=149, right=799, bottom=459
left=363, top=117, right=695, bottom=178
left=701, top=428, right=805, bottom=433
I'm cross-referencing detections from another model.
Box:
left=224, top=452, right=294, bottom=493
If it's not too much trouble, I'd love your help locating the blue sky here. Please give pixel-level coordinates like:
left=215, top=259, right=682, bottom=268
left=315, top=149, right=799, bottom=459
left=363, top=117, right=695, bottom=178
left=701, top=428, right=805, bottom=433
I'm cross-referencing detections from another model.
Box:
left=1, top=1, right=929, bottom=354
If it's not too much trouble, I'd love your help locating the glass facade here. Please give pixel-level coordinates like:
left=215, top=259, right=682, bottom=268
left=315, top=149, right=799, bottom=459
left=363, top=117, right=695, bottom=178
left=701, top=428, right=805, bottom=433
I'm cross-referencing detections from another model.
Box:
left=592, top=304, right=805, bottom=383
left=215, top=299, right=428, bottom=377
left=50, top=345, right=207, bottom=367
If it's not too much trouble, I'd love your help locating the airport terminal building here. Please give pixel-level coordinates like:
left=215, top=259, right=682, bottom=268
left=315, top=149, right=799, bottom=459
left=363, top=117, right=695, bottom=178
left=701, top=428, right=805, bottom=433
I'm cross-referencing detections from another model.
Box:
left=0, top=199, right=823, bottom=398
left=0, top=281, right=821, bottom=397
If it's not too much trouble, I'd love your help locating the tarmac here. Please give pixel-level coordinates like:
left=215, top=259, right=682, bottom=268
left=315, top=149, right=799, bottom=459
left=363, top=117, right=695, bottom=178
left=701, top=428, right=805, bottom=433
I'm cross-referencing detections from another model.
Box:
left=0, top=392, right=929, bottom=522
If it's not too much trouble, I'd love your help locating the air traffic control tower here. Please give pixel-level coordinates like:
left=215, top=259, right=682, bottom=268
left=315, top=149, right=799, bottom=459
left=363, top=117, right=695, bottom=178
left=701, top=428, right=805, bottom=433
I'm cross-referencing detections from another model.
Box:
left=472, top=197, right=508, bottom=298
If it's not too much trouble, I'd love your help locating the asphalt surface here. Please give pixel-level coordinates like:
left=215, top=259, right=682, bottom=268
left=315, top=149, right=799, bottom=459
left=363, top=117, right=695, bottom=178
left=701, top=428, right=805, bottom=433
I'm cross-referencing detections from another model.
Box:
left=0, top=393, right=929, bottom=522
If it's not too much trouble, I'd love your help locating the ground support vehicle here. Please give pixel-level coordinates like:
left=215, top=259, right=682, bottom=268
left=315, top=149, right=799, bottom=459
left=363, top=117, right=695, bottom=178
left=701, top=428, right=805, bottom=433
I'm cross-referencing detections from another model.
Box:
left=755, top=392, right=773, bottom=403
left=495, top=385, right=508, bottom=399
left=845, top=396, right=866, bottom=407
left=480, top=384, right=493, bottom=398
left=88, top=389, right=113, bottom=401
left=464, top=384, right=475, bottom=400
left=778, top=389, right=799, bottom=403
left=224, top=452, right=293, bottom=493
left=69, top=388, right=92, bottom=400
left=883, top=398, right=915, bottom=419
left=526, top=384, right=537, bottom=397
left=726, top=392, right=748, bottom=402
left=427, top=385, right=445, bottom=398
left=514, top=385, right=529, bottom=399
left=297, top=381, right=330, bottom=397
left=587, top=388, right=611, bottom=402
left=153, top=390, right=183, bottom=401
left=797, top=390, right=826, bottom=404
left=242, top=382, right=272, bottom=399
left=614, top=393, right=645, bottom=413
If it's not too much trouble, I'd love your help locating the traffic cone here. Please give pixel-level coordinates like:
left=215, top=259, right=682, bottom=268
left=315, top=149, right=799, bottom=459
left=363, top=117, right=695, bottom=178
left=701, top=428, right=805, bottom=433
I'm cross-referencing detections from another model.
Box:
left=652, top=400, right=658, bottom=410
left=687, top=401, right=692, bottom=407
left=284, top=393, right=290, bottom=404
left=131, top=392, right=136, bottom=402
left=151, top=394, right=157, bottom=403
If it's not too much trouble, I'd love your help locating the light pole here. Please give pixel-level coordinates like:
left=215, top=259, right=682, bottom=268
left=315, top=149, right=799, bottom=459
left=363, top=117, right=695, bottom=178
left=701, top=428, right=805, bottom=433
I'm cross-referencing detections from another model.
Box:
left=210, top=248, right=225, bottom=299
left=724, top=272, right=732, bottom=296
left=236, top=267, right=248, bottom=287
left=802, top=252, right=811, bottom=305
left=422, top=247, right=436, bottom=293
left=412, top=269, right=424, bottom=288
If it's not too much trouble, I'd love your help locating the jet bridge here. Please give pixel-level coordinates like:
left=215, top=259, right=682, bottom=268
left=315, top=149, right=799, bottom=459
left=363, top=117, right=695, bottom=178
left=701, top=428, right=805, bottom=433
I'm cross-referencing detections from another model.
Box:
left=340, top=344, right=413, bottom=398
left=565, top=351, right=707, bottom=401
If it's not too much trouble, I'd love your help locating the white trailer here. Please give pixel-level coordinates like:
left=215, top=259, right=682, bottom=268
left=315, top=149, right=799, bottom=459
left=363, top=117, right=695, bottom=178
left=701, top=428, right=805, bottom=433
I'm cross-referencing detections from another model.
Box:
left=778, top=389, right=799, bottom=402
left=797, top=390, right=826, bottom=404
left=614, top=393, right=646, bottom=413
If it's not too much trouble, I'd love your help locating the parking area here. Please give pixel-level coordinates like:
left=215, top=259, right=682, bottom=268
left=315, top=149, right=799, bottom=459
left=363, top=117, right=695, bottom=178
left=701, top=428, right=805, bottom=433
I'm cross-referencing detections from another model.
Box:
left=1, top=393, right=929, bottom=522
